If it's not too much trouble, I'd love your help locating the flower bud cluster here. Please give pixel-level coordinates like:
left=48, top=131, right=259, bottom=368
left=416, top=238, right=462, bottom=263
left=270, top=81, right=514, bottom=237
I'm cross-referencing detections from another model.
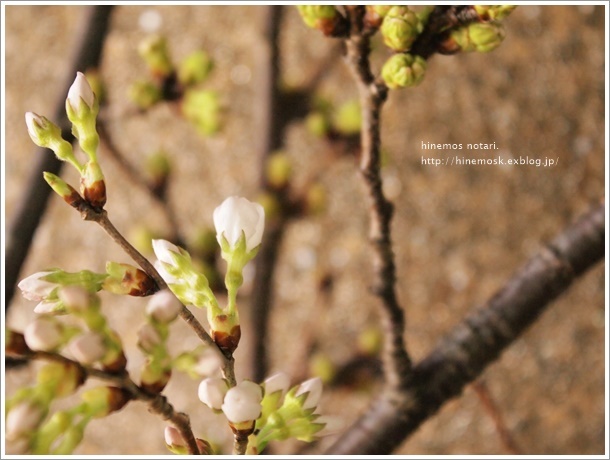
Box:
left=249, top=373, right=343, bottom=453
left=152, top=196, right=264, bottom=354
left=18, top=269, right=107, bottom=315
left=26, top=72, right=106, bottom=209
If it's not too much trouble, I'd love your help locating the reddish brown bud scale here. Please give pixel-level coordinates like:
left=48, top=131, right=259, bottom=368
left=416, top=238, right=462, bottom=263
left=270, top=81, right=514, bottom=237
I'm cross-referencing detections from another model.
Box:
left=102, top=350, right=127, bottom=373
left=64, top=189, right=87, bottom=209
left=83, top=179, right=106, bottom=209
left=5, top=330, right=31, bottom=355
left=127, top=269, right=157, bottom=297
left=141, top=369, right=172, bottom=394
left=212, top=324, right=241, bottom=355
left=106, top=386, right=132, bottom=414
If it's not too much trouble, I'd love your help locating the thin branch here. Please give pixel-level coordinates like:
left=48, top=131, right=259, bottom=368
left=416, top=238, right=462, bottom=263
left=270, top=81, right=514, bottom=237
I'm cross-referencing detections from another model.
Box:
left=5, top=6, right=115, bottom=310
left=472, top=379, right=522, bottom=454
left=72, top=202, right=235, bottom=382
left=233, top=433, right=249, bottom=455
left=344, top=6, right=412, bottom=391
left=327, top=202, right=605, bottom=454
left=248, top=5, right=285, bottom=383
left=6, top=348, right=200, bottom=455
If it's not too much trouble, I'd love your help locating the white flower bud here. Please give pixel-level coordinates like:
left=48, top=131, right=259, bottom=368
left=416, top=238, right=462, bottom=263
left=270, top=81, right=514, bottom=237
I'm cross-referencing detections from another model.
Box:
left=67, top=71, right=95, bottom=111
left=18, top=271, right=56, bottom=301
left=5, top=402, right=44, bottom=441
left=33, top=300, right=63, bottom=315
left=146, top=289, right=182, bottom=323
left=221, top=380, right=263, bottom=424
left=193, top=348, right=222, bottom=376
left=164, top=426, right=185, bottom=447
left=213, top=196, right=265, bottom=252
left=198, top=378, right=228, bottom=410
left=154, top=260, right=179, bottom=285
left=152, top=240, right=183, bottom=285
left=24, top=112, right=47, bottom=142
left=295, top=377, right=323, bottom=410
left=137, top=323, right=162, bottom=353
left=24, top=317, right=63, bottom=351
left=264, top=372, right=290, bottom=396
left=68, top=332, right=106, bottom=364
left=58, top=285, right=91, bottom=312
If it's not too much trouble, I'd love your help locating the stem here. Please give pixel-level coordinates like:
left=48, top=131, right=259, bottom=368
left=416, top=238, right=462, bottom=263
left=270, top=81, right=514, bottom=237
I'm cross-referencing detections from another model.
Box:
left=78, top=205, right=234, bottom=378
left=326, top=203, right=605, bottom=454
left=344, top=6, right=412, bottom=390
left=233, top=433, right=249, bottom=455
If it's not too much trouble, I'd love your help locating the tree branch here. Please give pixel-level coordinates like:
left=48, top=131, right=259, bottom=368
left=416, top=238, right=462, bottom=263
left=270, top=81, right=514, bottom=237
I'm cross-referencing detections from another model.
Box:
left=344, top=6, right=412, bottom=391
left=6, top=348, right=200, bottom=455
left=5, top=5, right=115, bottom=310
left=327, top=202, right=605, bottom=454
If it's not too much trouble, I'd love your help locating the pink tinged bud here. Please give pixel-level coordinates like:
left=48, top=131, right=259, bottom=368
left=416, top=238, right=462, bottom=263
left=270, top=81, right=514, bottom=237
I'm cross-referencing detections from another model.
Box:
left=34, top=300, right=64, bottom=315
left=314, top=415, right=344, bottom=437
left=213, top=196, right=265, bottom=252
left=198, top=378, right=228, bottom=410
left=137, top=323, right=162, bottom=353
left=146, top=289, right=182, bottom=323
left=58, top=285, right=91, bottom=312
left=152, top=239, right=181, bottom=266
left=24, top=317, right=63, bottom=351
left=24, top=112, right=48, bottom=142
left=18, top=271, right=56, bottom=301
left=164, top=426, right=186, bottom=447
left=221, top=380, right=263, bottom=424
left=295, top=377, right=323, bottom=410
left=68, top=332, right=106, bottom=364
left=5, top=402, right=44, bottom=441
left=67, top=71, right=95, bottom=111
left=264, top=372, right=290, bottom=396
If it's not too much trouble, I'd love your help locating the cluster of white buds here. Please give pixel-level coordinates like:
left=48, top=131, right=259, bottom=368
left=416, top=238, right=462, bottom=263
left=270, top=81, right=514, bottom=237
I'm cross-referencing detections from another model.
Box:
left=137, top=290, right=183, bottom=393
left=152, top=196, right=264, bottom=354
left=25, top=72, right=106, bottom=209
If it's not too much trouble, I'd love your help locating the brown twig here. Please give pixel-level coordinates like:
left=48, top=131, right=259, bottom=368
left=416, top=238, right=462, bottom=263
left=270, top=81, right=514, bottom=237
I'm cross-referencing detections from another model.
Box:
left=326, top=202, right=605, bottom=454
left=6, top=349, right=200, bottom=455
left=472, top=379, right=522, bottom=454
left=72, top=202, right=235, bottom=384
left=248, top=5, right=285, bottom=384
left=343, top=6, right=412, bottom=391
left=5, top=6, right=115, bottom=310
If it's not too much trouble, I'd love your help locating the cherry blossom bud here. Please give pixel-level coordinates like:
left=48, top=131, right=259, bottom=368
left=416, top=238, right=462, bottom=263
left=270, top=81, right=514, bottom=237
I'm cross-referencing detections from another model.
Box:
left=67, top=72, right=95, bottom=112
left=221, top=380, right=263, bottom=424
left=146, top=289, right=182, bottom=323
left=164, top=426, right=186, bottom=448
left=198, top=378, right=229, bottom=410
left=81, top=386, right=131, bottom=418
left=5, top=402, right=44, bottom=441
left=264, top=372, right=290, bottom=397
left=68, top=332, right=106, bottom=365
left=213, top=196, right=265, bottom=253
left=58, top=285, right=92, bottom=312
left=18, top=271, right=56, bottom=302
left=24, top=317, right=64, bottom=351
left=295, top=377, right=323, bottom=410
left=380, top=6, right=422, bottom=52
left=103, top=262, right=156, bottom=297
left=381, top=53, right=427, bottom=89
left=137, top=324, right=162, bottom=353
